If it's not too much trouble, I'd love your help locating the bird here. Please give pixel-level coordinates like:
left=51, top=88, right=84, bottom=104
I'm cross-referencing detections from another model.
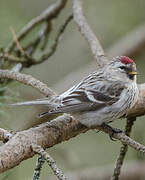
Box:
left=11, top=56, right=138, bottom=136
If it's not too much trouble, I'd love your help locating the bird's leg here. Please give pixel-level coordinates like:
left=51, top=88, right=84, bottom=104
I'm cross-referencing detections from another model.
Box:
left=100, top=123, right=122, bottom=141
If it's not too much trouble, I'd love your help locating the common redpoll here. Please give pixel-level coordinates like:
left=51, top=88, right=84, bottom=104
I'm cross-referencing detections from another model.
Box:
left=12, top=56, right=138, bottom=130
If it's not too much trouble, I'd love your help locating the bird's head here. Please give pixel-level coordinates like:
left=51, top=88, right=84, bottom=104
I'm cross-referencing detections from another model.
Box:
left=105, top=56, right=137, bottom=82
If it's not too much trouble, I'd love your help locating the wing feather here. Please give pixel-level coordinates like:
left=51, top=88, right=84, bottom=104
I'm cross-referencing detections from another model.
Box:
left=39, top=73, right=126, bottom=117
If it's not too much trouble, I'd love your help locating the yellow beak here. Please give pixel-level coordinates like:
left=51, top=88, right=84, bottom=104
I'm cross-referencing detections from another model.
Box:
left=129, top=71, right=137, bottom=75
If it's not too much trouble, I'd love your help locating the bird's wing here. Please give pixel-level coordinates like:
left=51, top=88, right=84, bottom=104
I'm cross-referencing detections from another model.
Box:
left=39, top=73, right=126, bottom=117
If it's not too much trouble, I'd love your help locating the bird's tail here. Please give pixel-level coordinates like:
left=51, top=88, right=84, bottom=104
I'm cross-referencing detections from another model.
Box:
left=10, top=96, right=59, bottom=107
left=10, top=100, right=51, bottom=106
left=10, top=96, right=62, bottom=118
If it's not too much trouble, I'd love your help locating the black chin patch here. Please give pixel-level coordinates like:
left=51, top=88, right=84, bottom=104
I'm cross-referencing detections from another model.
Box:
left=128, top=74, right=135, bottom=80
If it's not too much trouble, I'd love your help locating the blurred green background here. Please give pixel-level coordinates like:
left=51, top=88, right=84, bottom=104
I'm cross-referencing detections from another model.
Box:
left=0, top=0, right=145, bottom=179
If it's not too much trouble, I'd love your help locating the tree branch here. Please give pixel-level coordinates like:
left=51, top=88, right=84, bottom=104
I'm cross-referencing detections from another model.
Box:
left=31, top=155, right=45, bottom=180
left=0, top=112, right=145, bottom=174
left=111, top=117, right=136, bottom=180
left=32, top=144, right=67, bottom=180
left=48, top=161, right=145, bottom=180
left=1, top=13, right=72, bottom=69
left=0, top=69, right=55, bottom=96
left=6, top=0, right=68, bottom=53
left=35, top=14, right=73, bottom=65
left=72, top=0, right=108, bottom=67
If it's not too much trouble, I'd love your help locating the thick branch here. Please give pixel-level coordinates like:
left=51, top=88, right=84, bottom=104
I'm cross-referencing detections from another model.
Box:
left=0, top=115, right=87, bottom=173
left=127, top=84, right=145, bottom=118
left=0, top=113, right=145, bottom=173
left=73, top=0, right=108, bottom=67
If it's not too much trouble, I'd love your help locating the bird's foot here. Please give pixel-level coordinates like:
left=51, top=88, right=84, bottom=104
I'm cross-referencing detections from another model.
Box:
left=109, top=127, right=122, bottom=141
left=100, top=123, right=122, bottom=141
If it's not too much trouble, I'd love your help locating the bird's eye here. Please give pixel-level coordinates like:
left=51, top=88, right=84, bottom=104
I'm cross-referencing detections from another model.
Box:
left=119, top=66, right=126, bottom=70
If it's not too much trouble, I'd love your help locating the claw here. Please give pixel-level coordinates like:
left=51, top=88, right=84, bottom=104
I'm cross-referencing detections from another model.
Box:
left=109, top=128, right=122, bottom=141
left=101, top=123, right=122, bottom=141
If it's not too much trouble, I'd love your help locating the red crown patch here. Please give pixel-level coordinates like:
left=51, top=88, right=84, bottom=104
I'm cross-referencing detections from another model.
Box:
left=120, top=56, right=134, bottom=64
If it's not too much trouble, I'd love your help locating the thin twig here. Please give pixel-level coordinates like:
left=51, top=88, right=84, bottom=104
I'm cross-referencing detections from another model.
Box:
left=9, top=27, right=35, bottom=64
left=11, top=63, right=22, bottom=72
left=4, top=14, right=72, bottom=68
left=40, top=21, right=52, bottom=51
left=97, top=122, right=145, bottom=153
left=31, top=155, right=45, bottom=180
left=32, top=144, right=68, bottom=180
left=48, top=161, right=145, bottom=180
left=111, top=117, right=136, bottom=180
left=10, top=27, right=25, bottom=55
left=0, top=52, right=26, bottom=63
left=24, top=21, right=52, bottom=56
left=73, top=0, right=108, bottom=67
left=14, top=14, right=72, bottom=67
left=6, top=0, right=67, bottom=53
left=37, top=14, right=73, bottom=64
